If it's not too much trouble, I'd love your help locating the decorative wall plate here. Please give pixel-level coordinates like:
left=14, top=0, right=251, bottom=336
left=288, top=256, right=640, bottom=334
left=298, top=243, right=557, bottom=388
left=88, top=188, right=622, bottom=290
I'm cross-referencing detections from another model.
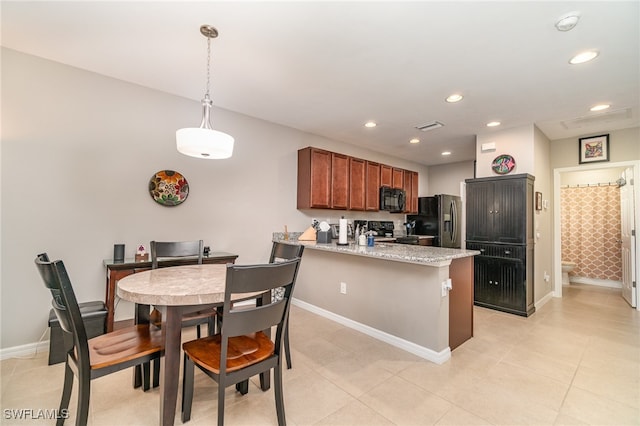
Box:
left=149, top=170, right=189, bottom=206
left=491, top=154, right=516, bottom=175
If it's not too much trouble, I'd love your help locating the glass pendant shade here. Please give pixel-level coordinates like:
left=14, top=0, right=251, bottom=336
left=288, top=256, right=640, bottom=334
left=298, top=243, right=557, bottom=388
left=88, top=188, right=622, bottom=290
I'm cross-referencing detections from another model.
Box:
left=176, top=25, right=234, bottom=159
left=176, top=96, right=234, bottom=159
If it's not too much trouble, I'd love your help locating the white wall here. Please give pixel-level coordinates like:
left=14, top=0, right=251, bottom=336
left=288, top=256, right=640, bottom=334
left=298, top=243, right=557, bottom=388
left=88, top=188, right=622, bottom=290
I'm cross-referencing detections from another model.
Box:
left=550, top=127, right=640, bottom=169
left=533, top=125, right=553, bottom=301
left=475, top=124, right=535, bottom=178
left=426, top=161, right=474, bottom=196
left=0, top=48, right=428, bottom=350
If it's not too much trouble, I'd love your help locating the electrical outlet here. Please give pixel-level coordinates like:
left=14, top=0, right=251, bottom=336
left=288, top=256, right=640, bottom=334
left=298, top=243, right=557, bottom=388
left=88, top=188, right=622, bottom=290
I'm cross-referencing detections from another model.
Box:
left=442, top=279, right=452, bottom=297
left=340, top=282, right=347, bottom=294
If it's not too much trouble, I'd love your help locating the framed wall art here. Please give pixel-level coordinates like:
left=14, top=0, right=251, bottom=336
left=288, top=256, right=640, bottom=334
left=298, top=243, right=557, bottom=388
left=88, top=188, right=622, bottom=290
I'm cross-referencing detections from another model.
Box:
left=579, top=134, right=609, bottom=164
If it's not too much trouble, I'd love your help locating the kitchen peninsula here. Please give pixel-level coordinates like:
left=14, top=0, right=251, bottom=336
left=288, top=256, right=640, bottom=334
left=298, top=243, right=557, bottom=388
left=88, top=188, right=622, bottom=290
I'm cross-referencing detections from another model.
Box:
left=273, top=233, right=479, bottom=364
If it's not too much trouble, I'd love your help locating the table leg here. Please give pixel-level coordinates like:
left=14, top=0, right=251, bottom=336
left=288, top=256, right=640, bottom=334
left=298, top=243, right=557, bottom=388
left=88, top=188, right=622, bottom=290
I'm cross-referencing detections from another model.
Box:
left=160, top=306, right=182, bottom=426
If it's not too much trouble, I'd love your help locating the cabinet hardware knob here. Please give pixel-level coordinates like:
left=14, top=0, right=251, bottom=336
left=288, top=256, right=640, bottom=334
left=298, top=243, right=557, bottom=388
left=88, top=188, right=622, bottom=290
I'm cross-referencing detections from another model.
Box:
left=504, top=250, right=511, bottom=255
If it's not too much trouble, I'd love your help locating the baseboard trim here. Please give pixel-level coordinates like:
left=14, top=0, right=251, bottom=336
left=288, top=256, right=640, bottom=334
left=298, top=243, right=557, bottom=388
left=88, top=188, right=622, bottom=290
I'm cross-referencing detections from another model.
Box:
left=570, top=276, right=622, bottom=289
left=0, top=341, right=49, bottom=361
left=291, top=298, right=451, bottom=364
left=535, top=291, right=555, bottom=309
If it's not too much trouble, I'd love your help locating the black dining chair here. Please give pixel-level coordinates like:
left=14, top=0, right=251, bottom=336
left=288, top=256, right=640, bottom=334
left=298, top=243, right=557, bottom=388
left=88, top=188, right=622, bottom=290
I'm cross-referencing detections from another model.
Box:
left=181, top=258, right=302, bottom=426
left=269, top=242, right=304, bottom=369
left=35, top=253, right=163, bottom=426
left=149, top=240, right=216, bottom=338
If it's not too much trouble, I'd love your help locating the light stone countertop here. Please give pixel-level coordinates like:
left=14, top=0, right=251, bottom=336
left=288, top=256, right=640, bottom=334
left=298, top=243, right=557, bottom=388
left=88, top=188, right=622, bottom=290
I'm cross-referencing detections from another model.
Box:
left=273, top=233, right=479, bottom=267
left=117, top=264, right=262, bottom=306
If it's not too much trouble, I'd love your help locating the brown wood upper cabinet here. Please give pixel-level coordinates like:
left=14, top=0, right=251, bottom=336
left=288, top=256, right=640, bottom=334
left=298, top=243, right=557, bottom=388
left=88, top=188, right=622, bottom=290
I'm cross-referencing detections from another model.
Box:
left=297, top=147, right=332, bottom=209
left=348, top=157, right=366, bottom=210
left=298, top=147, right=418, bottom=212
left=331, top=153, right=349, bottom=209
left=365, top=161, right=380, bottom=211
left=392, top=168, right=404, bottom=189
left=403, top=170, right=419, bottom=214
left=380, top=164, right=393, bottom=187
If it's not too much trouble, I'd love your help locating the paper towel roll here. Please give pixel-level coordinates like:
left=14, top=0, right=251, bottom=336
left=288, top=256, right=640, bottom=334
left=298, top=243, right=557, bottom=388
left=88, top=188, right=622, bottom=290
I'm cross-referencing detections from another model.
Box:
left=339, top=218, right=348, bottom=245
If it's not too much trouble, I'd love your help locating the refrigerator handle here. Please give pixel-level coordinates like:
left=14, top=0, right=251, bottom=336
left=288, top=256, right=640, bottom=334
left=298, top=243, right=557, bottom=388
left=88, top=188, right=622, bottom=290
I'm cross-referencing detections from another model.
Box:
left=450, top=200, right=457, bottom=243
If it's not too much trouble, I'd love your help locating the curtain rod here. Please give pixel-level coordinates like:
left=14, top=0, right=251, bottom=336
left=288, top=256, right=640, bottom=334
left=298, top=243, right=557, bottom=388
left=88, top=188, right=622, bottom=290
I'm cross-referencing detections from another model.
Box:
left=561, top=182, right=620, bottom=188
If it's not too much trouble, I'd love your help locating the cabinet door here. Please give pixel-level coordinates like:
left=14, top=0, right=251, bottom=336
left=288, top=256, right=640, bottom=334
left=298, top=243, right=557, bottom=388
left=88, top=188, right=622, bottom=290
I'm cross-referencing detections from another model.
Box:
left=473, top=256, right=496, bottom=306
left=402, top=170, right=419, bottom=214
left=380, top=164, right=393, bottom=187
left=466, top=181, right=494, bottom=241
left=410, top=171, right=419, bottom=213
left=365, top=161, right=380, bottom=211
left=494, top=257, right=526, bottom=312
left=493, top=179, right=526, bottom=243
left=297, top=147, right=331, bottom=209
left=474, top=255, right=526, bottom=314
left=331, top=153, right=349, bottom=209
left=348, top=157, right=366, bottom=210
left=392, top=168, right=404, bottom=189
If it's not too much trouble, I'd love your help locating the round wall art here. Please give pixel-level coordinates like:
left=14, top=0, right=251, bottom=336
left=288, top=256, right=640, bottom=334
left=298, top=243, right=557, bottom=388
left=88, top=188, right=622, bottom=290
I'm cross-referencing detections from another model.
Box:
left=148, top=170, right=189, bottom=206
left=491, top=154, right=516, bottom=175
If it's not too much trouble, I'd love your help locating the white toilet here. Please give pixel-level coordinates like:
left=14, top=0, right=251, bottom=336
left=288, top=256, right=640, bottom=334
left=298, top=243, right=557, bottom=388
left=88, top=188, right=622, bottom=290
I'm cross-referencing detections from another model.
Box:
left=562, top=261, right=576, bottom=285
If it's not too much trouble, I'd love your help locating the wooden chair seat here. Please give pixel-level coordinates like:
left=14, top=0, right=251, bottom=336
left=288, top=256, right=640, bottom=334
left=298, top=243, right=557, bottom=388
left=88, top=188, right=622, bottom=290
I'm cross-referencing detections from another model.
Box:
left=87, top=324, right=164, bottom=371
left=183, top=332, right=273, bottom=374
left=35, top=253, right=164, bottom=426
left=181, top=259, right=302, bottom=426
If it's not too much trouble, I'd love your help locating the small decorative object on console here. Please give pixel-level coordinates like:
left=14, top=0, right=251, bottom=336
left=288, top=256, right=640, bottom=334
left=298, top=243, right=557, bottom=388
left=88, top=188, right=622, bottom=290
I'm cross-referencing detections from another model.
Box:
left=135, top=244, right=149, bottom=262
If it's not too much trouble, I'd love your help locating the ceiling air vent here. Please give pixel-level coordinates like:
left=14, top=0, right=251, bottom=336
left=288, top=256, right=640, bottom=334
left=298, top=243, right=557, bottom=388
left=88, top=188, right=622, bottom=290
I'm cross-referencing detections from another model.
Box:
left=560, top=108, right=632, bottom=130
left=416, top=121, right=444, bottom=132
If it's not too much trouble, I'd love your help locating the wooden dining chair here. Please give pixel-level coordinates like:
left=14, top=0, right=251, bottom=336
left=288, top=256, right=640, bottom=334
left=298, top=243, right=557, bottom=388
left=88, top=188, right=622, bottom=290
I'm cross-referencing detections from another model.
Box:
left=269, top=242, right=305, bottom=369
left=35, top=253, right=163, bottom=426
left=150, top=240, right=216, bottom=338
left=181, top=258, right=302, bottom=426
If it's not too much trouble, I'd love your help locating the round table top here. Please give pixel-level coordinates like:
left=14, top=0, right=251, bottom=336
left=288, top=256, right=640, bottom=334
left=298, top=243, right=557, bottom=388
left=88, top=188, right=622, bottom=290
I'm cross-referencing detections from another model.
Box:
left=116, top=264, right=229, bottom=306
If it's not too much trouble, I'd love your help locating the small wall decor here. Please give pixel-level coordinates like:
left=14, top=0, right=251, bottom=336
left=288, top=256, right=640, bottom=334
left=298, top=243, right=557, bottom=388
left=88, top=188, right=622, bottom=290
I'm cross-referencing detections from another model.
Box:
left=491, top=154, right=516, bottom=175
left=535, top=192, right=542, bottom=211
left=149, top=170, right=189, bottom=206
left=579, top=134, right=609, bottom=164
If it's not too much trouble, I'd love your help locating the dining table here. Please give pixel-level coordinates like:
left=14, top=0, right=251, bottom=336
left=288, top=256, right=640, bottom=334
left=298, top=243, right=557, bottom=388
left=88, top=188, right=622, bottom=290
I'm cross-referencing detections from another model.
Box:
left=116, top=263, right=269, bottom=426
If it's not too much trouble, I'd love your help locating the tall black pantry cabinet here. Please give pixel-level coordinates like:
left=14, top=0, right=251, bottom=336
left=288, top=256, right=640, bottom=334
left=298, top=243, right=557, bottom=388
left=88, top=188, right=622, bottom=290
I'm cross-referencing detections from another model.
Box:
left=465, top=173, right=535, bottom=316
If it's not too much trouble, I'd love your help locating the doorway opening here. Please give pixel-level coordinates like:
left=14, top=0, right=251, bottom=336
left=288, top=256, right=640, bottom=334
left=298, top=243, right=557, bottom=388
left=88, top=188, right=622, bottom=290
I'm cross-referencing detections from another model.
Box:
left=553, top=160, right=639, bottom=310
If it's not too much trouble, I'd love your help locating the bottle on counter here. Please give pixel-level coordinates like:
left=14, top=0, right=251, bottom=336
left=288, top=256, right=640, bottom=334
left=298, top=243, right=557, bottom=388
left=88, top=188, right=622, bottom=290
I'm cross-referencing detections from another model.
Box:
left=358, top=233, right=367, bottom=246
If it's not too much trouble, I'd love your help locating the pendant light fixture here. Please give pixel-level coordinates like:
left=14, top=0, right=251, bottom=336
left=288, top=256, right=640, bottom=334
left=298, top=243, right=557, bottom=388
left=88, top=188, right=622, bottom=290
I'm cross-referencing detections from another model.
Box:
left=176, top=25, right=234, bottom=159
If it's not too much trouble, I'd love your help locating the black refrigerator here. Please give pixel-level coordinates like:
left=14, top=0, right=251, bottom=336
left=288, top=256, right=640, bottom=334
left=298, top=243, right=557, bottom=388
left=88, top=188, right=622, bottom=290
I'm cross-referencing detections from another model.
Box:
left=407, top=194, right=462, bottom=248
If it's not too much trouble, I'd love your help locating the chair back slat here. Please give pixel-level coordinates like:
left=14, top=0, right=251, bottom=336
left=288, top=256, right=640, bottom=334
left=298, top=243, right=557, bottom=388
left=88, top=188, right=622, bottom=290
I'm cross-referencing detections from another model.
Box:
left=221, top=258, right=300, bottom=343
left=269, top=242, right=304, bottom=263
left=225, top=259, right=299, bottom=295
left=150, top=240, right=203, bottom=269
left=34, top=253, right=90, bottom=363
left=225, top=299, right=287, bottom=337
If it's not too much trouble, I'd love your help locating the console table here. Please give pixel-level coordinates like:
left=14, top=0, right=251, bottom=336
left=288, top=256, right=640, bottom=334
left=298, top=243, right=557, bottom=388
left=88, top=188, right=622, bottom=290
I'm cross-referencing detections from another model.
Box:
left=103, top=252, right=238, bottom=332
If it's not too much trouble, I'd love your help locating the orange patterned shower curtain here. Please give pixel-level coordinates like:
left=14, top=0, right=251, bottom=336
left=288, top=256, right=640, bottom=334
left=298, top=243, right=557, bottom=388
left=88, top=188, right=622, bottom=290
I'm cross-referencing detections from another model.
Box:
left=561, top=185, right=622, bottom=281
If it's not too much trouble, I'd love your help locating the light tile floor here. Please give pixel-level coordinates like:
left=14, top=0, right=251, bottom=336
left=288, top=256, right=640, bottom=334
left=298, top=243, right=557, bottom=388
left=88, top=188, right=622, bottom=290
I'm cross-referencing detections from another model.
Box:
left=1, top=284, right=639, bottom=425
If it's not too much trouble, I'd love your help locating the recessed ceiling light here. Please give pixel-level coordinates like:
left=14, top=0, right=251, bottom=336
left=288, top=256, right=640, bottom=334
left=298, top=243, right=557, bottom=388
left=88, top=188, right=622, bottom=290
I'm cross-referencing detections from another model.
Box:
left=590, top=104, right=611, bottom=112
left=409, top=138, right=420, bottom=144
left=364, top=121, right=377, bottom=128
left=441, top=151, right=451, bottom=156
left=569, top=50, right=599, bottom=64
left=446, top=94, right=463, bottom=103
left=555, top=11, right=581, bottom=32
left=486, top=121, right=501, bottom=127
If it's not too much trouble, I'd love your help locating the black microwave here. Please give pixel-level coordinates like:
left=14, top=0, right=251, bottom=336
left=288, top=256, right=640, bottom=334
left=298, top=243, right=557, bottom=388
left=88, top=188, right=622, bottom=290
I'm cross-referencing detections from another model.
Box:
left=379, top=186, right=406, bottom=212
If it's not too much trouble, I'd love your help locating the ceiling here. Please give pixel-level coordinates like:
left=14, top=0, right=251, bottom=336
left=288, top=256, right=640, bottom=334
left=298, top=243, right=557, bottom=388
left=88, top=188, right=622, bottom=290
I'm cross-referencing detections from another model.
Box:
left=2, top=1, right=638, bottom=166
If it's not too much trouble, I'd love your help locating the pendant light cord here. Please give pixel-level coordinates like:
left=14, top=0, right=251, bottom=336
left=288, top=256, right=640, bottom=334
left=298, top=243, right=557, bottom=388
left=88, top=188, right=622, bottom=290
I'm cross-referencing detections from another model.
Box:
left=205, top=36, right=211, bottom=100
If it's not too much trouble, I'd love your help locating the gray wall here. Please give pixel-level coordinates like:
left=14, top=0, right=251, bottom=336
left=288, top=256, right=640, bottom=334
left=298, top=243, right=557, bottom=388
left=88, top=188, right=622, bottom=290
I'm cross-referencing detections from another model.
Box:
left=1, top=48, right=428, bottom=350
